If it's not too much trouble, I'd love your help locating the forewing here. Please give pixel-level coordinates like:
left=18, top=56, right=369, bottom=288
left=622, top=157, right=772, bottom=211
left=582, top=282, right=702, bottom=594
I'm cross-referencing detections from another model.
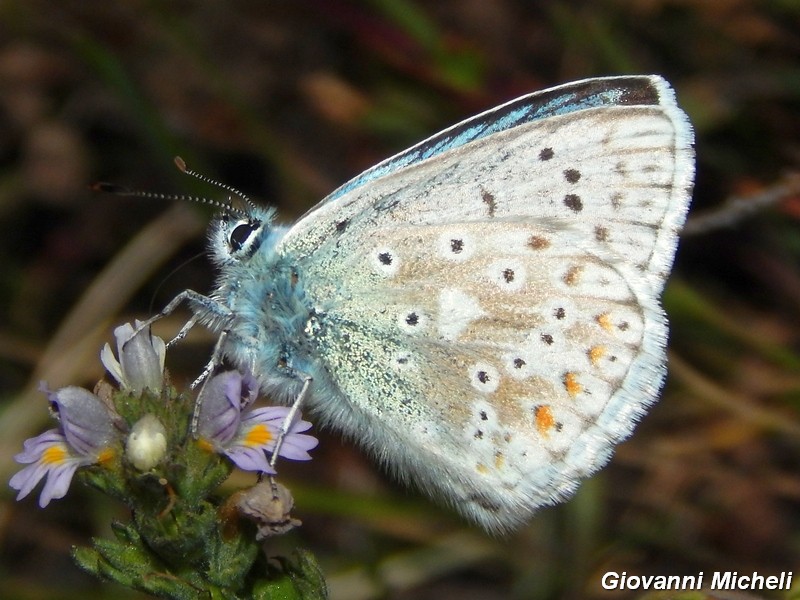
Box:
left=320, top=75, right=684, bottom=208
left=279, top=76, right=693, bottom=530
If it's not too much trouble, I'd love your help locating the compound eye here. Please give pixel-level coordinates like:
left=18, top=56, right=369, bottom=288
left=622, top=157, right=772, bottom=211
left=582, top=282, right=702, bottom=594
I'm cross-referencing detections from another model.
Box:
left=229, top=221, right=257, bottom=252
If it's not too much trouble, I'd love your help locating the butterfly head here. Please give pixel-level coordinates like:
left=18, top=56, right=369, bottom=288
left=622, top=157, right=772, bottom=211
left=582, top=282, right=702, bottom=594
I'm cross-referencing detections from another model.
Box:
left=209, top=205, right=277, bottom=266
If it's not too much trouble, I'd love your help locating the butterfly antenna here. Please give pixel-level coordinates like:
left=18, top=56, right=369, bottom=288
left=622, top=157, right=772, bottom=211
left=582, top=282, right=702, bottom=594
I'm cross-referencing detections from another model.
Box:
left=90, top=181, right=247, bottom=218
left=174, top=156, right=259, bottom=212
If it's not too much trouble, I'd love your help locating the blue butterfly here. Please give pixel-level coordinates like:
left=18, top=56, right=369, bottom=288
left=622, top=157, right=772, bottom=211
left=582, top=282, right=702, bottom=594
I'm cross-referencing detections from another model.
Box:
left=144, top=75, right=694, bottom=532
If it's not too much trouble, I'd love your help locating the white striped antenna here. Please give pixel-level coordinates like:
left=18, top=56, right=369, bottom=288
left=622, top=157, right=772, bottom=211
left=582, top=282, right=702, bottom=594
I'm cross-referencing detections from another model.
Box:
left=174, top=156, right=258, bottom=212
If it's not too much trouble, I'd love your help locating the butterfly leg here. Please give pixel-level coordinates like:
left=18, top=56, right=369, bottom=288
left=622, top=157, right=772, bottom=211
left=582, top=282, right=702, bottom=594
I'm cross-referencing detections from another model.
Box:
left=269, top=374, right=313, bottom=471
left=264, top=374, right=312, bottom=503
left=166, top=313, right=200, bottom=348
left=128, top=289, right=234, bottom=344
left=189, top=328, right=230, bottom=390
left=122, top=289, right=236, bottom=436
left=189, top=329, right=232, bottom=436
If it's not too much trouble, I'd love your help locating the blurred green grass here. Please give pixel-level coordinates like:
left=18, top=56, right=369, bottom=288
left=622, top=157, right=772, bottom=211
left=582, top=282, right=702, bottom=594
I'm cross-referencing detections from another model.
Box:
left=1, top=1, right=799, bottom=599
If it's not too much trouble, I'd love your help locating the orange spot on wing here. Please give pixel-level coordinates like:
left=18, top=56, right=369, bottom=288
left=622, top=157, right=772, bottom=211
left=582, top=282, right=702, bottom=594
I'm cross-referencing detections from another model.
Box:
left=588, top=345, right=606, bottom=366
left=564, top=372, right=583, bottom=397
left=528, top=235, right=550, bottom=250
left=563, top=265, right=583, bottom=286
left=535, top=405, right=555, bottom=436
left=494, top=453, right=505, bottom=469
left=596, top=312, right=613, bottom=332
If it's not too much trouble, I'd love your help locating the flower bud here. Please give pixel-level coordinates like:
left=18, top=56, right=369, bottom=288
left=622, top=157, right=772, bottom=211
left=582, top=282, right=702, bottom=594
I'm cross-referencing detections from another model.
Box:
left=126, top=414, right=167, bottom=471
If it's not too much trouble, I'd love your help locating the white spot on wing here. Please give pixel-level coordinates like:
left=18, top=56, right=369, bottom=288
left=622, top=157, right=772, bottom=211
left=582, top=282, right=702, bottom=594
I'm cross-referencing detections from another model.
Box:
left=372, top=246, right=400, bottom=276
left=397, top=308, right=428, bottom=334
left=488, top=259, right=526, bottom=291
left=469, top=362, right=500, bottom=393
left=437, top=230, right=476, bottom=262
left=438, top=288, right=485, bottom=341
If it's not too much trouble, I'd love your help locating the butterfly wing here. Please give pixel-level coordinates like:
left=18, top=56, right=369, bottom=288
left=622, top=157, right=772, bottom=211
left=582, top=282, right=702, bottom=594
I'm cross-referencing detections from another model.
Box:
left=318, top=75, right=686, bottom=211
left=278, top=75, right=694, bottom=531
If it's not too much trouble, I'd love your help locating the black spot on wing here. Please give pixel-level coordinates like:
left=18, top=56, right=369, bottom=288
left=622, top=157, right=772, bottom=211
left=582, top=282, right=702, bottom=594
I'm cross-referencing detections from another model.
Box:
left=481, top=187, right=497, bottom=217
left=564, top=194, right=583, bottom=212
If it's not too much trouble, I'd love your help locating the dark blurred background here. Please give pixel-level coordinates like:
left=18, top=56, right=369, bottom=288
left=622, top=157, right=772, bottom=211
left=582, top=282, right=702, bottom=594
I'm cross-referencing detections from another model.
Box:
left=1, top=1, right=799, bottom=599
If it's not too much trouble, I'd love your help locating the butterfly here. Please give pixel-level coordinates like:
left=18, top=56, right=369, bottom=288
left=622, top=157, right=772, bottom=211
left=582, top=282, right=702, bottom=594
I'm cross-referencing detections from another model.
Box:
left=145, top=75, right=694, bottom=533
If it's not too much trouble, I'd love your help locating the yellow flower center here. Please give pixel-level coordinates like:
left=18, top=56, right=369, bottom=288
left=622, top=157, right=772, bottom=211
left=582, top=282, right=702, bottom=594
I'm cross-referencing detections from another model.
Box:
left=242, top=423, right=272, bottom=447
left=197, top=438, right=215, bottom=452
left=97, top=448, right=116, bottom=464
left=42, top=444, right=69, bottom=466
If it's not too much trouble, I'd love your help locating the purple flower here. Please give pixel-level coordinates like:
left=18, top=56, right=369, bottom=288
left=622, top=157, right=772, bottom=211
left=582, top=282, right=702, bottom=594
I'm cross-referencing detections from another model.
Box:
left=101, top=321, right=166, bottom=393
left=9, top=385, right=118, bottom=507
left=196, top=371, right=317, bottom=474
